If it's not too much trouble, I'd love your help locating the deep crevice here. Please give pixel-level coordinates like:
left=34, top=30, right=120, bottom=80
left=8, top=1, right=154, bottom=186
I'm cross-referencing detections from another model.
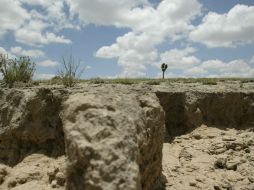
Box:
left=155, top=91, right=254, bottom=142
left=0, top=89, right=66, bottom=166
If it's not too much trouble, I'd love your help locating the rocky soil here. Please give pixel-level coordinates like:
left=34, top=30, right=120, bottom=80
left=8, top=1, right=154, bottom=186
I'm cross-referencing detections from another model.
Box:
left=162, top=125, right=254, bottom=190
left=0, top=81, right=253, bottom=190
left=0, top=154, right=66, bottom=190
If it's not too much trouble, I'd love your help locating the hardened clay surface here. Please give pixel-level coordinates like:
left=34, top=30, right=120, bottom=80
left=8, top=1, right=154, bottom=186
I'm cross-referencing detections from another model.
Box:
left=0, top=81, right=253, bottom=190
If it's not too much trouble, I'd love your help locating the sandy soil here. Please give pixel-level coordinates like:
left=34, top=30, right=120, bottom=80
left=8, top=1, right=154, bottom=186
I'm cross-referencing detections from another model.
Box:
left=162, top=125, right=254, bottom=190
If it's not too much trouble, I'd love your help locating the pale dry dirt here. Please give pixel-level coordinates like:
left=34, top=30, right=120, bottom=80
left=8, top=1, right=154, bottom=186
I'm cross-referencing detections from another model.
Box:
left=0, top=154, right=66, bottom=190
left=162, top=125, right=254, bottom=190
left=0, top=81, right=254, bottom=190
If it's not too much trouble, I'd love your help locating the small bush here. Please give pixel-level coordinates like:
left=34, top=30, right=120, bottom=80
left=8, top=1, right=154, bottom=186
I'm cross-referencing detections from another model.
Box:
left=201, top=79, right=218, bottom=85
left=0, top=54, right=35, bottom=87
left=48, top=76, right=62, bottom=85
left=146, top=80, right=161, bottom=85
left=90, top=78, right=105, bottom=84
left=58, top=54, right=84, bottom=87
left=112, top=79, right=135, bottom=85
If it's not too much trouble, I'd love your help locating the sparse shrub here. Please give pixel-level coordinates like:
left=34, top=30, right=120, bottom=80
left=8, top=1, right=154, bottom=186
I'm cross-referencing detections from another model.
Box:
left=0, top=54, right=35, bottom=87
left=201, top=79, right=218, bottom=85
left=146, top=80, right=160, bottom=85
left=112, top=79, right=135, bottom=85
left=90, top=78, right=105, bottom=84
left=58, top=54, right=84, bottom=87
left=48, top=76, right=62, bottom=85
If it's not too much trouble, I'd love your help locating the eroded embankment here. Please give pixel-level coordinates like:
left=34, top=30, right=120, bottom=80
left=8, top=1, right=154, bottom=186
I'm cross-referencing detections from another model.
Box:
left=156, top=91, right=254, bottom=138
left=0, top=88, right=66, bottom=166
left=0, top=84, right=254, bottom=190
left=0, top=86, right=165, bottom=190
left=155, top=89, right=254, bottom=190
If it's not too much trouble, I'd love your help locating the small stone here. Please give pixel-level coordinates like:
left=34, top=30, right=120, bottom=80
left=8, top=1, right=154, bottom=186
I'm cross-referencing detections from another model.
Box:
left=51, top=180, right=58, bottom=188
left=226, top=162, right=238, bottom=171
left=192, top=134, right=202, bottom=140
left=214, top=158, right=227, bottom=169
left=0, top=175, right=4, bottom=185
left=248, top=177, right=254, bottom=183
left=222, top=182, right=234, bottom=190
left=245, top=148, right=251, bottom=153
left=214, top=185, right=221, bottom=190
left=0, top=165, right=8, bottom=184
left=222, top=136, right=236, bottom=141
left=240, top=158, right=247, bottom=163
left=208, top=134, right=216, bottom=139
left=55, top=172, right=65, bottom=186
left=8, top=180, right=17, bottom=188
left=189, top=181, right=196, bottom=186
left=195, top=177, right=205, bottom=183
left=48, top=168, right=59, bottom=182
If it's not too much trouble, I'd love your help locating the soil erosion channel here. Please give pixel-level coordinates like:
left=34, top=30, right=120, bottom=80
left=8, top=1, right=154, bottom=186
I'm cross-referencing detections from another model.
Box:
left=0, top=84, right=253, bottom=190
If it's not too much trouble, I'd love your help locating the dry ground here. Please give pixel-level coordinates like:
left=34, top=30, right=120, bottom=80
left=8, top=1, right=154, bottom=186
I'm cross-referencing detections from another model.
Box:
left=162, top=125, right=254, bottom=190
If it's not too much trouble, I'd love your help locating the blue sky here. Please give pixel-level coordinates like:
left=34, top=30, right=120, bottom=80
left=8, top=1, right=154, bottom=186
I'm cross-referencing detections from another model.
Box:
left=0, top=0, right=254, bottom=79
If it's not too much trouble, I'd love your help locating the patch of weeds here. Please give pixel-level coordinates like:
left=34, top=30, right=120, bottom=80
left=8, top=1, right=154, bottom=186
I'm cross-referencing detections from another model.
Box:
left=48, top=76, right=63, bottom=85
left=199, top=78, right=218, bottom=85
left=58, top=53, right=85, bottom=87
left=111, top=78, right=136, bottom=85
left=145, top=80, right=161, bottom=85
left=0, top=54, right=35, bottom=87
left=90, top=78, right=106, bottom=84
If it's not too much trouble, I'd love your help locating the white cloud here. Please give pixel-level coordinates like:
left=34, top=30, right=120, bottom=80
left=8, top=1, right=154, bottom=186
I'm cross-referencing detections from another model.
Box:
left=85, top=65, right=92, bottom=70
left=34, top=73, right=55, bottom=80
left=200, top=59, right=254, bottom=77
left=183, top=67, right=208, bottom=77
left=0, top=0, right=73, bottom=46
left=15, top=20, right=72, bottom=46
left=190, top=4, right=254, bottom=48
left=67, top=0, right=150, bottom=26
left=159, top=47, right=200, bottom=70
left=10, top=46, right=44, bottom=58
left=96, top=32, right=159, bottom=77
left=94, top=0, right=202, bottom=77
left=37, top=60, right=59, bottom=67
left=250, top=56, right=254, bottom=64
left=0, top=0, right=30, bottom=38
left=157, top=47, right=254, bottom=78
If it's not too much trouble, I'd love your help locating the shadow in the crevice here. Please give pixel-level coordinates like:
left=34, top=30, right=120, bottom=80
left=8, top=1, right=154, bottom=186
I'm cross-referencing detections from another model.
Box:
left=152, top=173, right=168, bottom=190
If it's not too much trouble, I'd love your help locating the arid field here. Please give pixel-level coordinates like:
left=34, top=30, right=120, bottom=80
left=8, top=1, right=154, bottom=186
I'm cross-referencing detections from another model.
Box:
left=0, top=79, right=254, bottom=190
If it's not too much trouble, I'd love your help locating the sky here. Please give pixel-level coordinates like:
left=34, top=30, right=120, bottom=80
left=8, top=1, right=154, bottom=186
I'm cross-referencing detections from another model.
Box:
left=0, top=0, right=254, bottom=79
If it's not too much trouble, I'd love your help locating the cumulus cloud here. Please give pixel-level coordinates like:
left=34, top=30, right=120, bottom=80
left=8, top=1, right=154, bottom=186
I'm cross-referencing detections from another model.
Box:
left=159, top=47, right=200, bottom=70
left=0, top=0, right=73, bottom=46
left=37, top=60, right=59, bottom=67
left=95, top=0, right=202, bottom=77
left=10, top=46, right=44, bottom=58
left=0, top=0, right=30, bottom=38
left=15, top=20, right=72, bottom=46
left=67, top=0, right=149, bottom=26
left=200, top=59, right=254, bottom=77
left=158, top=47, right=254, bottom=78
left=190, top=4, right=254, bottom=48
left=96, top=32, right=159, bottom=77
left=250, top=56, right=254, bottom=64
left=183, top=67, right=208, bottom=77
left=34, top=73, right=55, bottom=80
